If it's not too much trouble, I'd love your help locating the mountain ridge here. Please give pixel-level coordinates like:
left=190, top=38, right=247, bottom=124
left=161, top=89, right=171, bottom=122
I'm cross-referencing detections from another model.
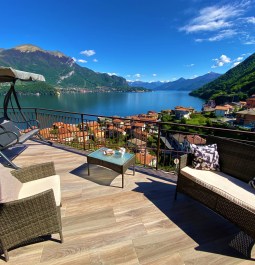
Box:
left=190, top=52, right=255, bottom=103
left=128, top=72, right=221, bottom=91
left=0, top=45, right=148, bottom=93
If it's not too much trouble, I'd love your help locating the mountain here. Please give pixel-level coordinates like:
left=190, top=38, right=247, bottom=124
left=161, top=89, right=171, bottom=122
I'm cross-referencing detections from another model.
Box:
left=154, top=72, right=221, bottom=91
left=0, top=44, right=146, bottom=93
left=128, top=81, right=165, bottom=89
left=190, top=53, right=255, bottom=103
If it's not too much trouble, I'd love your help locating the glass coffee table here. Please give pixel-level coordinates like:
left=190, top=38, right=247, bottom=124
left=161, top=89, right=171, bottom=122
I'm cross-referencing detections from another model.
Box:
left=87, top=147, right=136, bottom=188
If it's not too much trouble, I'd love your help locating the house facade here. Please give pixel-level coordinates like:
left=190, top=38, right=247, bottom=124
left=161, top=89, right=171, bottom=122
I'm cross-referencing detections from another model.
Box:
left=246, top=96, right=255, bottom=108
left=214, top=106, right=231, bottom=117
left=236, top=109, right=255, bottom=126
left=174, top=106, right=194, bottom=120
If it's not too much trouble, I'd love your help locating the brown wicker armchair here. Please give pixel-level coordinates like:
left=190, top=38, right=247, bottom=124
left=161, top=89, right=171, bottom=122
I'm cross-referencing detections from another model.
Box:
left=0, top=162, right=63, bottom=262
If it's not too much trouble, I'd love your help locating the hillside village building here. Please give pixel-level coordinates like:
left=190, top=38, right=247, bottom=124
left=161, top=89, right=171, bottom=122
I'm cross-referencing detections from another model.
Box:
left=236, top=109, right=255, bottom=126
left=214, top=105, right=232, bottom=117
left=174, top=106, right=195, bottom=119
left=246, top=96, right=255, bottom=108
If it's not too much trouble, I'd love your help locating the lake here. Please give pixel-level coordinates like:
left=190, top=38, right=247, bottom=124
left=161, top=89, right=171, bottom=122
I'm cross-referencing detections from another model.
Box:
left=1, top=90, right=205, bottom=117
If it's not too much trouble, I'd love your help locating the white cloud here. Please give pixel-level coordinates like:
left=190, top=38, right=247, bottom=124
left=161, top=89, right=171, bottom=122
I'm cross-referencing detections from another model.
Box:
left=72, top=57, right=77, bottom=62
left=181, top=1, right=255, bottom=44
left=244, top=41, right=255, bottom=44
left=191, top=75, right=198, bottom=79
left=211, top=54, right=231, bottom=68
left=93, top=59, right=98, bottom=62
left=180, top=4, right=242, bottom=33
left=242, top=52, right=251, bottom=57
left=232, top=61, right=241, bottom=67
left=186, top=63, right=195, bottom=67
left=134, top=73, right=141, bottom=78
left=126, top=74, right=131, bottom=78
left=107, top=73, right=117, bottom=76
left=80, top=49, right=96, bottom=57
left=77, top=59, right=87, bottom=63
left=236, top=56, right=243, bottom=62
left=195, top=30, right=236, bottom=42
left=246, top=16, right=255, bottom=24
left=152, top=73, right=157, bottom=77
left=207, top=29, right=237, bottom=42
left=230, top=55, right=245, bottom=67
left=243, top=36, right=255, bottom=45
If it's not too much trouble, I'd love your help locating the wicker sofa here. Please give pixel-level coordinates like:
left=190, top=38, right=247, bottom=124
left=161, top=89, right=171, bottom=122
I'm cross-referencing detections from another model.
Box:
left=0, top=162, right=63, bottom=262
left=175, top=136, right=255, bottom=257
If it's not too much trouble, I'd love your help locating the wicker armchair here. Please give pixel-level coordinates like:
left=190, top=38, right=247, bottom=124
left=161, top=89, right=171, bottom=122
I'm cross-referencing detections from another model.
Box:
left=0, top=162, right=63, bottom=262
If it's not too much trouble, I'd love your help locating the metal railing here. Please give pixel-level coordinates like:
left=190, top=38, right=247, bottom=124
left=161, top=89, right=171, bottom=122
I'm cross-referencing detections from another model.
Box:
left=1, top=107, right=255, bottom=171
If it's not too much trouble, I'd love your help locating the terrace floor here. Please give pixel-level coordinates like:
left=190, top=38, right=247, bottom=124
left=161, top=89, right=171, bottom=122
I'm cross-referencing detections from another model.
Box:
left=1, top=140, right=254, bottom=264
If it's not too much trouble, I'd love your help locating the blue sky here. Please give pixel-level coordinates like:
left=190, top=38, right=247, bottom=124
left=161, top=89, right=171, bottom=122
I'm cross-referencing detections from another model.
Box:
left=1, top=0, right=255, bottom=82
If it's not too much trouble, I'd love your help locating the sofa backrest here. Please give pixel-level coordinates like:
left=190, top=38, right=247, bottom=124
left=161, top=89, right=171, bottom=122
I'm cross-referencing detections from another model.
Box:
left=207, top=136, right=255, bottom=183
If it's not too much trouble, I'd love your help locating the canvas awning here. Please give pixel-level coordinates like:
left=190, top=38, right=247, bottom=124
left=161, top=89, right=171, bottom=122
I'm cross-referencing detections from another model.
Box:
left=0, top=67, right=45, bottom=83
left=0, top=67, right=46, bottom=121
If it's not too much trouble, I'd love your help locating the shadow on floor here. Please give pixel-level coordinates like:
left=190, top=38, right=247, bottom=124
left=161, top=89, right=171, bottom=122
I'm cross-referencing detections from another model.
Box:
left=133, top=177, right=250, bottom=260
left=0, top=145, right=27, bottom=166
left=70, top=163, right=121, bottom=187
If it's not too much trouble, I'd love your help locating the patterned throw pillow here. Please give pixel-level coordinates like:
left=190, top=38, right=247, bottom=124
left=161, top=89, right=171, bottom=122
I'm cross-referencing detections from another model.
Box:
left=249, top=178, right=255, bottom=189
left=190, top=144, right=220, bottom=171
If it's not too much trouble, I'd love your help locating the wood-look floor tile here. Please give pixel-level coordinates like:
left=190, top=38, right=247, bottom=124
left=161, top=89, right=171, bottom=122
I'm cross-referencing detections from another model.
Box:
left=97, top=240, right=139, bottom=265
left=143, top=252, right=185, bottom=265
left=41, top=218, right=146, bottom=263
left=62, top=208, right=116, bottom=236
left=133, top=229, right=195, bottom=264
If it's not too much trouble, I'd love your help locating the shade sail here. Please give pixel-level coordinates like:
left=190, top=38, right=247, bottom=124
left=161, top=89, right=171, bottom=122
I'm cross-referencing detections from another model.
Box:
left=0, top=67, right=45, bottom=83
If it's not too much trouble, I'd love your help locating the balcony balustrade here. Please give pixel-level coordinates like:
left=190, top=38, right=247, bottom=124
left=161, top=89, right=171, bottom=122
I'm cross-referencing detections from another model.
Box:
left=1, top=107, right=255, bottom=172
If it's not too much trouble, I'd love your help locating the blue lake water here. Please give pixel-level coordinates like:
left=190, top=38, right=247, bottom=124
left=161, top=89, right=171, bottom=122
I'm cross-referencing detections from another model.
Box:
left=1, top=90, right=205, bottom=117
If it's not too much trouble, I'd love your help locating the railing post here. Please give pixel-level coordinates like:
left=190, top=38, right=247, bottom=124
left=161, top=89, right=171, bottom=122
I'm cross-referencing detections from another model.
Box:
left=81, top=114, right=86, bottom=150
left=35, top=108, right=38, bottom=121
left=156, top=122, right=161, bottom=170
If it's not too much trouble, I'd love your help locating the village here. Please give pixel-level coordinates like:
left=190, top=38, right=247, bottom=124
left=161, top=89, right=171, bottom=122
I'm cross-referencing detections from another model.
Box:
left=38, top=95, right=255, bottom=168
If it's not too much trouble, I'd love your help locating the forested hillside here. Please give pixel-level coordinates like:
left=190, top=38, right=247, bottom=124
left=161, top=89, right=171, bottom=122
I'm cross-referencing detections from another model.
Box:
left=190, top=53, right=255, bottom=103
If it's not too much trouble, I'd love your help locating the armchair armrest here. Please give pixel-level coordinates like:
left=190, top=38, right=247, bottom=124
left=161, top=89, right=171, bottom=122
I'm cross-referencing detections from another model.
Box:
left=11, top=162, right=56, bottom=183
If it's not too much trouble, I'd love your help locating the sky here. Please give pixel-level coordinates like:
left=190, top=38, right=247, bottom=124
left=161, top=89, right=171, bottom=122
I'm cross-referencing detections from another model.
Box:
left=1, top=0, right=255, bottom=82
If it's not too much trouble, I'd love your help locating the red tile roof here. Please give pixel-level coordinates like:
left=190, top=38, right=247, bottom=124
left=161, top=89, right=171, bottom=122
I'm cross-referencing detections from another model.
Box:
left=136, top=152, right=156, bottom=166
left=215, top=106, right=229, bottom=111
left=186, top=135, right=206, bottom=145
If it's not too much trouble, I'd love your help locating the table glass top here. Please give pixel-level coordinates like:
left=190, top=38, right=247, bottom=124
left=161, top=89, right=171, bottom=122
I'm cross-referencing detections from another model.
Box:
left=87, top=148, right=134, bottom=166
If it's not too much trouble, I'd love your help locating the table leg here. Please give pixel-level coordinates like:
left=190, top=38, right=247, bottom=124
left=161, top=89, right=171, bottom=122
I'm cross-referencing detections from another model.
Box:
left=133, top=164, right=135, bottom=175
left=88, top=163, right=90, bottom=175
left=122, top=173, right=124, bottom=188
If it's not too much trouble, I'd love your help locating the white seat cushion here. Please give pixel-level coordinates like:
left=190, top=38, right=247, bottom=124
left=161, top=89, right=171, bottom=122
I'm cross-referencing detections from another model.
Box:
left=0, top=163, right=61, bottom=206
left=19, top=175, right=61, bottom=206
left=0, top=163, right=22, bottom=203
left=181, top=166, right=255, bottom=213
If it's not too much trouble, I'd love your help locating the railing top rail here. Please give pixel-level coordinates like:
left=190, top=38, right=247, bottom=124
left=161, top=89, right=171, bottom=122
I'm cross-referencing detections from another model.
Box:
left=159, top=121, right=255, bottom=136
left=1, top=107, right=255, bottom=136
left=0, top=107, right=159, bottom=124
